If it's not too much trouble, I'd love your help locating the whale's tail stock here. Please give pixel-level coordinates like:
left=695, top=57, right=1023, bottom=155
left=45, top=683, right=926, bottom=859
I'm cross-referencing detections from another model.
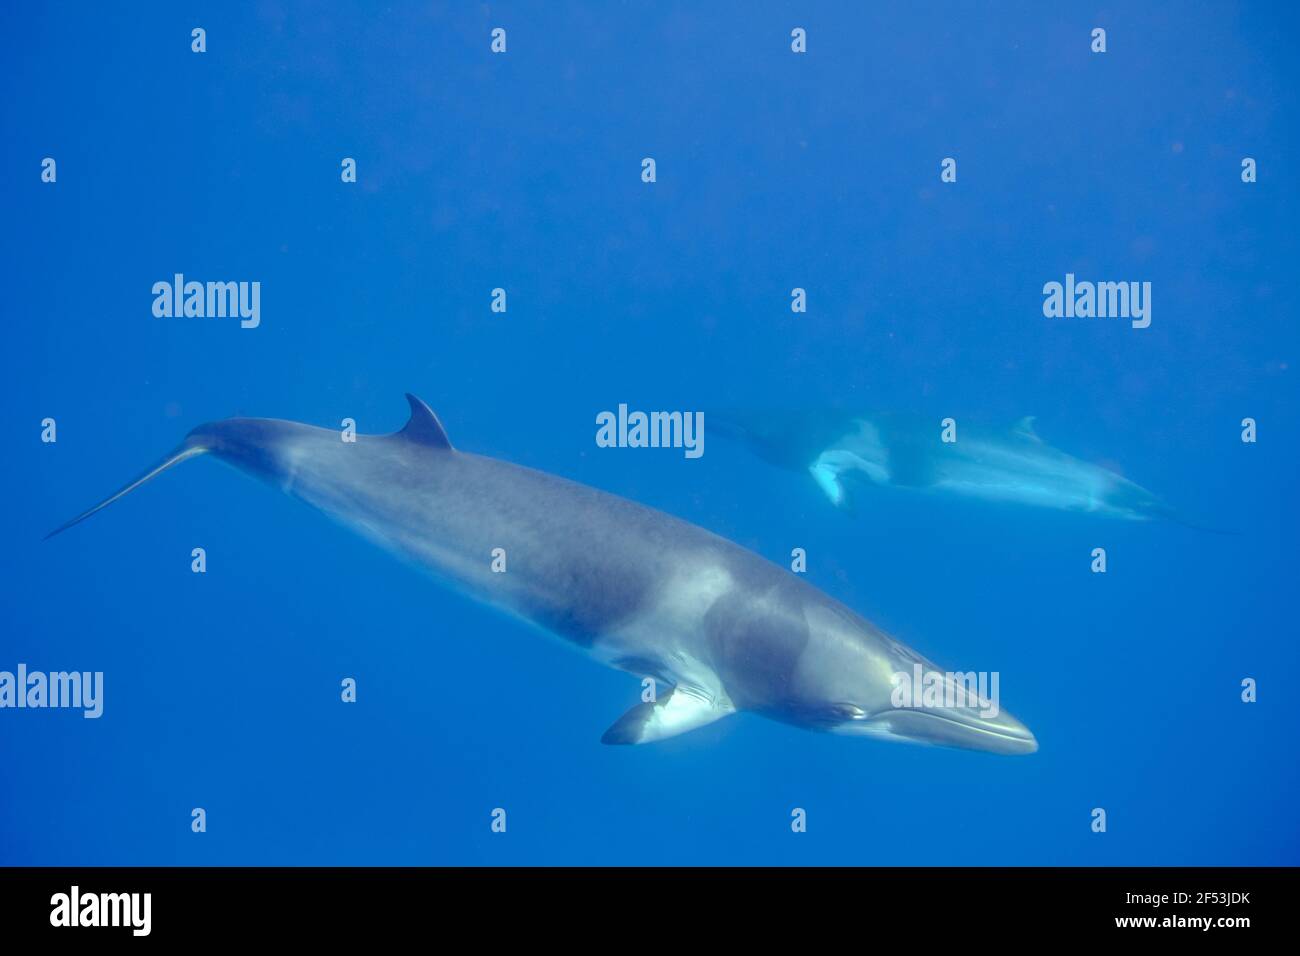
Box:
left=45, top=394, right=451, bottom=541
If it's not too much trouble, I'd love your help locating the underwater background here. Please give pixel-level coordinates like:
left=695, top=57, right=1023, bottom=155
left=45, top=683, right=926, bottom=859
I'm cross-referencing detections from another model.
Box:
left=2, top=1, right=1297, bottom=865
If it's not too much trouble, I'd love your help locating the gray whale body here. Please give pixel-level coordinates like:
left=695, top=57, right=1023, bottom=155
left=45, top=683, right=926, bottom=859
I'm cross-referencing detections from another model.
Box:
left=47, top=395, right=1036, bottom=754
left=711, top=409, right=1225, bottom=530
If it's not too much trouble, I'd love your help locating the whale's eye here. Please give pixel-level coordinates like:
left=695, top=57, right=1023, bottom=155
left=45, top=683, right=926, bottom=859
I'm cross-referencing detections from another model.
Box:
left=831, top=703, right=867, bottom=721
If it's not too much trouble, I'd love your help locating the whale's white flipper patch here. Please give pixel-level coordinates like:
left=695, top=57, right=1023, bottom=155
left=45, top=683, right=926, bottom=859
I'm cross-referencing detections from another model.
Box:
left=806, top=422, right=893, bottom=509
left=601, top=686, right=733, bottom=745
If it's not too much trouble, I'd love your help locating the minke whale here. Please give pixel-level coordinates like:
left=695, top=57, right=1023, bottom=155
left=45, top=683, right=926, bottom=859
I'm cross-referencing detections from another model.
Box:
left=46, top=395, right=1036, bottom=754
left=713, top=410, right=1190, bottom=524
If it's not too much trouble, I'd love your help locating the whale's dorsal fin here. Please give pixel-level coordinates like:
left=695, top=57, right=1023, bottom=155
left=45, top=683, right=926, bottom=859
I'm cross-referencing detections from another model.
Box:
left=1013, top=416, right=1042, bottom=443
left=399, top=393, right=453, bottom=449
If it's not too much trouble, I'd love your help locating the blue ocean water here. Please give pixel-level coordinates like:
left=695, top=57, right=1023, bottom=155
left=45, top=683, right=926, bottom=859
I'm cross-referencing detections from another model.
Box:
left=2, top=2, right=1297, bottom=865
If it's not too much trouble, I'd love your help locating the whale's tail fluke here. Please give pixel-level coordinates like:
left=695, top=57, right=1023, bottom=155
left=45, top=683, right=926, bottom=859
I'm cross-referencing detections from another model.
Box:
left=44, top=436, right=210, bottom=540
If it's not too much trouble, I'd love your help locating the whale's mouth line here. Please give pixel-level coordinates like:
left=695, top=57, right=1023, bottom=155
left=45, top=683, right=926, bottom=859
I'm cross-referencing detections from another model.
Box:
left=911, top=711, right=1032, bottom=738
left=873, top=709, right=1038, bottom=746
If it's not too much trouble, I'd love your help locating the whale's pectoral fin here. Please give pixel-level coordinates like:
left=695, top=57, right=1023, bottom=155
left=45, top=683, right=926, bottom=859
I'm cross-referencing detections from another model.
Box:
left=808, top=451, right=871, bottom=513
left=601, top=686, right=733, bottom=745
left=809, top=459, right=848, bottom=508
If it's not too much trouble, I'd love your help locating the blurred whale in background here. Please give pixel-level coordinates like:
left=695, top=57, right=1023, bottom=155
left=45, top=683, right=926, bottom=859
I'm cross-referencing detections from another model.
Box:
left=45, top=395, right=1036, bottom=754
left=712, top=410, right=1204, bottom=526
